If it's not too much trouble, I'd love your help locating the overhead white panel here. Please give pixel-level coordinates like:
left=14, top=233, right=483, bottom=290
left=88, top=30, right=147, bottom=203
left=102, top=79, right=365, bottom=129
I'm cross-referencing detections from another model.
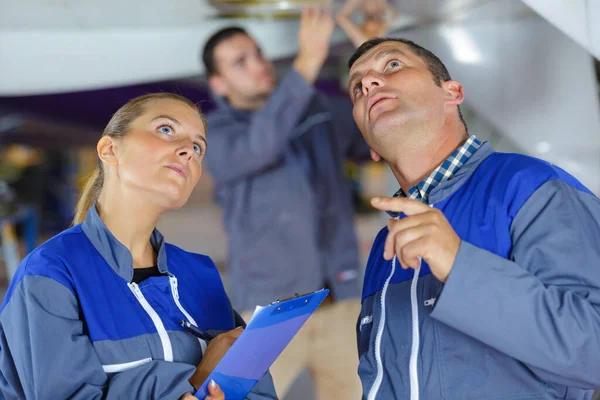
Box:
left=520, top=0, right=599, bottom=60
left=0, top=0, right=217, bottom=29
left=0, top=8, right=416, bottom=95
left=1, top=24, right=304, bottom=95
left=589, top=0, right=600, bottom=59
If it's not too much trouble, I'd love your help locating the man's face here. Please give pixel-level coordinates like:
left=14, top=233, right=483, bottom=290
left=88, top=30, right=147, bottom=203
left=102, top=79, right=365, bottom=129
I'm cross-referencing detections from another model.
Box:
left=347, top=42, right=448, bottom=154
left=210, top=33, right=276, bottom=107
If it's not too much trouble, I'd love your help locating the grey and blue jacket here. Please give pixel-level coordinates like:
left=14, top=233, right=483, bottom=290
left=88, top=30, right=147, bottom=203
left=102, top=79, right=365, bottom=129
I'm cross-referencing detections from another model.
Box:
left=205, top=69, right=369, bottom=311
left=358, top=142, right=600, bottom=399
left=0, top=205, right=277, bottom=399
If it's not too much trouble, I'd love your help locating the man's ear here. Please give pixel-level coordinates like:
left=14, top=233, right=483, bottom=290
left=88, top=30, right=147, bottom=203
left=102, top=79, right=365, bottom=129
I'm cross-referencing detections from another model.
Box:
left=370, top=149, right=381, bottom=162
left=97, top=136, right=118, bottom=166
left=442, top=80, right=464, bottom=106
left=209, top=75, right=228, bottom=97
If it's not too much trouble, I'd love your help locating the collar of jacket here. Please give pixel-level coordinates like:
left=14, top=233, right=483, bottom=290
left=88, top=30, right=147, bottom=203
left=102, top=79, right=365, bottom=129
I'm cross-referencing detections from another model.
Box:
left=81, top=204, right=169, bottom=282
left=385, top=141, right=495, bottom=217
left=428, top=141, right=494, bottom=204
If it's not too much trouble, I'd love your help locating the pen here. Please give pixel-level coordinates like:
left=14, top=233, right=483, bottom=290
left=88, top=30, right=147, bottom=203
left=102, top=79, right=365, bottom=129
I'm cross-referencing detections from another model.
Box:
left=179, top=320, right=214, bottom=342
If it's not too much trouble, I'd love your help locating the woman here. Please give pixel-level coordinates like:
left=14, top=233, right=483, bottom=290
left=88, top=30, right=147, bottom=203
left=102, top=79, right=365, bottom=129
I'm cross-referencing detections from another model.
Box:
left=0, top=93, right=277, bottom=400
left=336, top=0, right=399, bottom=47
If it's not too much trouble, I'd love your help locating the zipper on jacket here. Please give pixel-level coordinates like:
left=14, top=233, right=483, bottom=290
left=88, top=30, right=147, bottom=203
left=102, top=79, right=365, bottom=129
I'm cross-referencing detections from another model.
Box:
left=169, top=276, right=207, bottom=353
left=368, top=203, right=435, bottom=400
left=367, top=225, right=399, bottom=400
left=408, top=203, right=436, bottom=399
left=128, top=282, right=173, bottom=362
left=409, top=261, right=421, bottom=400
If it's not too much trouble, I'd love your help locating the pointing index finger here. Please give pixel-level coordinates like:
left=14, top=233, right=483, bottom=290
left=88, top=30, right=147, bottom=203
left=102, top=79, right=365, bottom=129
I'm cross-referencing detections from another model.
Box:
left=371, top=196, right=432, bottom=216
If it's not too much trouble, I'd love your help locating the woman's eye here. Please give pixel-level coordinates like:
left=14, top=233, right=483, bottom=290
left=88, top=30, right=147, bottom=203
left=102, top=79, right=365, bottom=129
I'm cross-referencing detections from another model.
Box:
left=193, top=144, right=203, bottom=155
left=354, top=83, right=362, bottom=95
left=387, top=60, right=402, bottom=69
left=159, top=125, right=174, bottom=135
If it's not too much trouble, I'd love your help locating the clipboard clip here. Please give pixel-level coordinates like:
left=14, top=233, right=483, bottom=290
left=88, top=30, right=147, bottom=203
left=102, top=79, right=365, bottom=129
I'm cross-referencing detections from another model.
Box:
left=271, top=289, right=326, bottom=305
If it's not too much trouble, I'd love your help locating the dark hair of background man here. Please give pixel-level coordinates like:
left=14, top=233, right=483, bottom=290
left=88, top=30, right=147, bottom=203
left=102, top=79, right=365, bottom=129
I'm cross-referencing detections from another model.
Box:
left=202, top=26, right=249, bottom=76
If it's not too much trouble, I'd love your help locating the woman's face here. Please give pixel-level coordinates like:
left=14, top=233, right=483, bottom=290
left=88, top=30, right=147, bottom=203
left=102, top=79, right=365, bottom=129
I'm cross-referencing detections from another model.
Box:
left=110, top=98, right=207, bottom=210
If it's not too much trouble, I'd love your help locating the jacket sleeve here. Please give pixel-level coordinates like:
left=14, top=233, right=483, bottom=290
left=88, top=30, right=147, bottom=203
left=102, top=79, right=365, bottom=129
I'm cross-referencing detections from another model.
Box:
left=327, top=95, right=371, bottom=161
left=205, top=69, right=315, bottom=186
left=0, top=273, right=197, bottom=400
left=430, top=179, right=600, bottom=388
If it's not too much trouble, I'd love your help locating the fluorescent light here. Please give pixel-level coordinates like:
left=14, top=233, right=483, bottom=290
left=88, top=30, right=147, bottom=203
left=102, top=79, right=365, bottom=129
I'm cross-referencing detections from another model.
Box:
left=440, top=26, right=482, bottom=64
left=535, top=141, right=552, bottom=154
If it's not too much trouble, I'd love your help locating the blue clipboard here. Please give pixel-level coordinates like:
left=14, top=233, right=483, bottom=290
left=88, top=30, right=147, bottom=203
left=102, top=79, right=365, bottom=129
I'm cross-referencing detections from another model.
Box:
left=195, top=288, right=330, bottom=399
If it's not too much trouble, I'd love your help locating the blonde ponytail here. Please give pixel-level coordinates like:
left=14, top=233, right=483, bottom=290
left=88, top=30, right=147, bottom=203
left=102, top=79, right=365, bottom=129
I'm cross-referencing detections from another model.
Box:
left=73, top=168, right=103, bottom=225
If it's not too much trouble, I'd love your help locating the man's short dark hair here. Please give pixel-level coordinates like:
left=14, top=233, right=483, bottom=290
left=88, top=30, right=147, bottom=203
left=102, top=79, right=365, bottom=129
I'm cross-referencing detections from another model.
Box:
left=348, top=37, right=467, bottom=133
left=202, top=27, right=248, bottom=76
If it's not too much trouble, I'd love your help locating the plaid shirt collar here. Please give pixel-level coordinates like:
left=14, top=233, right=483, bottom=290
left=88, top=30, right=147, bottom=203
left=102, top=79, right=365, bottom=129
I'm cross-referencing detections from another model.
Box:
left=393, top=135, right=482, bottom=205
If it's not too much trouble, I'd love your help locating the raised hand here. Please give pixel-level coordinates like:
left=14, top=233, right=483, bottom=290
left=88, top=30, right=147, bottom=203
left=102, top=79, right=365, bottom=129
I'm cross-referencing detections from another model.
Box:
left=292, top=6, right=335, bottom=83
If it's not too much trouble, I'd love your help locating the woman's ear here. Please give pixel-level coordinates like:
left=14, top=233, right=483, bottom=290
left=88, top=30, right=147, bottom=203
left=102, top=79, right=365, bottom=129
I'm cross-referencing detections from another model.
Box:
left=370, top=149, right=381, bottom=162
left=97, top=136, right=118, bottom=166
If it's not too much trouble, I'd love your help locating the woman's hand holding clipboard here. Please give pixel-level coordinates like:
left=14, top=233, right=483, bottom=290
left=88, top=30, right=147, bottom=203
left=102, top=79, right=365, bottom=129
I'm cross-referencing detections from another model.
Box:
left=188, top=326, right=245, bottom=396
left=194, top=288, right=331, bottom=399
